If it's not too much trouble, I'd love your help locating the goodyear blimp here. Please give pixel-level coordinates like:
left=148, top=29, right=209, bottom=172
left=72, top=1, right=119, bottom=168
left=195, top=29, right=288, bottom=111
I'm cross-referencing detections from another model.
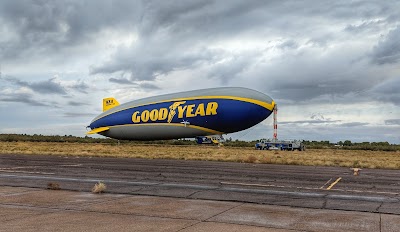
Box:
left=87, top=87, right=275, bottom=140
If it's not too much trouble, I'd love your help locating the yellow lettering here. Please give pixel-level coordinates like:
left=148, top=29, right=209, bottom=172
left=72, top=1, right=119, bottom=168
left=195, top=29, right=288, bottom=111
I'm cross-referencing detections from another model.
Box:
left=158, top=108, right=168, bottom=120
left=206, top=102, right=218, bottom=115
left=186, top=104, right=195, bottom=117
left=132, top=111, right=141, bottom=123
left=177, top=105, right=187, bottom=118
left=194, top=103, right=205, bottom=116
left=141, top=110, right=150, bottom=122
left=133, top=102, right=217, bottom=124
left=149, top=109, right=158, bottom=121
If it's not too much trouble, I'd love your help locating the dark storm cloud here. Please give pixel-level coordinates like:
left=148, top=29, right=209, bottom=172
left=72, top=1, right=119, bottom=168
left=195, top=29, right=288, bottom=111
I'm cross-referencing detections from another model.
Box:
left=91, top=45, right=220, bottom=81
left=63, top=112, right=96, bottom=118
left=138, top=1, right=395, bottom=38
left=90, top=1, right=296, bottom=80
left=139, top=82, right=160, bottom=90
left=252, top=54, right=377, bottom=103
left=68, top=81, right=89, bottom=94
left=68, top=101, right=89, bottom=106
left=369, top=77, right=400, bottom=106
left=3, top=76, right=91, bottom=95
left=109, top=77, right=133, bottom=85
left=208, top=52, right=253, bottom=84
left=89, top=0, right=400, bottom=103
left=278, top=40, right=299, bottom=50
left=108, top=77, right=160, bottom=89
left=0, top=93, right=55, bottom=107
left=385, top=119, right=400, bottom=125
left=0, top=0, right=142, bottom=59
left=344, top=19, right=386, bottom=34
left=4, top=77, right=67, bottom=95
left=1, top=0, right=400, bottom=105
left=371, top=26, right=400, bottom=65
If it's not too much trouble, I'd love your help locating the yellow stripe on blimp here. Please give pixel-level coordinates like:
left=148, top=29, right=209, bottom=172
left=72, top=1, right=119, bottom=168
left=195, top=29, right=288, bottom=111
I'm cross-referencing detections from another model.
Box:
left=86, top=127, right=109, bottom=134
left=166, top=96, right=275, bottom=111
left=108, top=123, right=224, bottom=135
left=96, top=96, right=275, bottom=122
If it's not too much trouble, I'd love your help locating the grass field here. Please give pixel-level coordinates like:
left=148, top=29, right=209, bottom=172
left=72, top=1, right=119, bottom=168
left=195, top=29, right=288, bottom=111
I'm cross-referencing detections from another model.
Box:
left=1, top=141, right=400, bottom=169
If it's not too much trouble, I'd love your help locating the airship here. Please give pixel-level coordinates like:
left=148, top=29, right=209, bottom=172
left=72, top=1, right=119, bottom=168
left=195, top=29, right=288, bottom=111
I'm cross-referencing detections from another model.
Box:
left=87, top=87, right=275, bottom=140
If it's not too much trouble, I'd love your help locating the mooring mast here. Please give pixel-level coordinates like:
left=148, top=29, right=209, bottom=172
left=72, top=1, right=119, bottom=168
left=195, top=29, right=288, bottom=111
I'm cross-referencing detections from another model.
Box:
left=273, top=104, right=277, bottom=142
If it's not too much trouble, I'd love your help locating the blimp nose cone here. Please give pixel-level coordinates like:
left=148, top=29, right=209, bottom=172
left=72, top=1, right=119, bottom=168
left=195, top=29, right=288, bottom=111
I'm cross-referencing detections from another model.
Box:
left=237, top=87, right=275, bottom=111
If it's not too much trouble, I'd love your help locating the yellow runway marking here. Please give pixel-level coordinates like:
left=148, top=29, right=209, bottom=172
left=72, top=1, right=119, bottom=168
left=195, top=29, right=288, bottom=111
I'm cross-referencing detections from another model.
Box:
left=320, top=178, right=333, bottom=189
left=326, top=177, right=342, bottom=190
left=220, top=180, right=399, bottom=196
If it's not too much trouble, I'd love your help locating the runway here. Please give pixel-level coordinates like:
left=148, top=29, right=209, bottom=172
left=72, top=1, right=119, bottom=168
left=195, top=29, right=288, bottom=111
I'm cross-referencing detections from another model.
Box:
left=1, top=153, right=400, bottom=214
left=4, top=186, right=400, bottom=232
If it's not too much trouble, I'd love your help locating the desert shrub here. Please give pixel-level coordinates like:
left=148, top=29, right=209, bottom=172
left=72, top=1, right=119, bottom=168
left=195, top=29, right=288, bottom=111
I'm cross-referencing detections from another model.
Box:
left=244, top=155, right=258, bottom=163
left=92, top=182, right=106, bottom=193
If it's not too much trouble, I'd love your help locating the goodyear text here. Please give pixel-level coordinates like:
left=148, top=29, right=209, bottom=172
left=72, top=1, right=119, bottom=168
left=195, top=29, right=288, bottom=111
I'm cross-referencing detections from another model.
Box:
left=132, top=102, right=218, bottom=123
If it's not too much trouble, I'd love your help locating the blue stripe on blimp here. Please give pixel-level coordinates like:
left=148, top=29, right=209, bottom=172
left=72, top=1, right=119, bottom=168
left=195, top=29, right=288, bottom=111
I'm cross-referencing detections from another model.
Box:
left=90, top=99, right=273, bottom=134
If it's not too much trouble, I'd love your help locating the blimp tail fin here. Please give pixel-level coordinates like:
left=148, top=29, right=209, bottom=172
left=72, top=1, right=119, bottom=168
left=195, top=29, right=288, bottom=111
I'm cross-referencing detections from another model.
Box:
left=86, top=127, right=109, bottom=135
left=103, top=97, right=120, bottom=112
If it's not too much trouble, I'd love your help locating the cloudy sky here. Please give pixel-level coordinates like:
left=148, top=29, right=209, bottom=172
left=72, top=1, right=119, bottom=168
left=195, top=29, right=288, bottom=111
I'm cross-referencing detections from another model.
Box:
left=1, top=0, right=399, bottom=143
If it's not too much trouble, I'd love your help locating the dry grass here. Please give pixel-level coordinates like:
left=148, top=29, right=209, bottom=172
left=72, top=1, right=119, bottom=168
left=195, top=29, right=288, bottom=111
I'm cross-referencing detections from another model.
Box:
left=245, top=155, right=258, bottom=163
left=1, top=142, right=400, bottom=169
left=92, top=182, right=106, bottom=193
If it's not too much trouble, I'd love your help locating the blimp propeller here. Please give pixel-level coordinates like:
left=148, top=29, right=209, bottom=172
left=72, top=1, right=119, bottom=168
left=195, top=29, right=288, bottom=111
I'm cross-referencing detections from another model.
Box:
left=180, top=120, right=190, bottom=127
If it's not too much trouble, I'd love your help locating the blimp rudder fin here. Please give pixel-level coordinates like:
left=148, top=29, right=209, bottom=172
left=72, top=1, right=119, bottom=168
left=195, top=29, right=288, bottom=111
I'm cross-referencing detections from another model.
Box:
left=103, top=97, right=120, bottom=112
left=86, top=127, right=110, bottom=135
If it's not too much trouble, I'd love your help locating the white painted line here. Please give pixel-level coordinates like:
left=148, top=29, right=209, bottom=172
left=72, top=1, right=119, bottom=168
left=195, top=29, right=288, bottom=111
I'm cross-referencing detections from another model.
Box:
left=320, top=178, right=333, bottom=189
left=0, top=166, right=39, bottom=170
left=0, top=170, right=54, bottom=175
left=59, top=164, right=82, bottom=167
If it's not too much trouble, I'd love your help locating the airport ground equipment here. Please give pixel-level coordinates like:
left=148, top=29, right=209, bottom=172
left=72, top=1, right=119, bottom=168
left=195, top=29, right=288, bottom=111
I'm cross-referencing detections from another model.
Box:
left=195, top=136, right=225, bottom=145
left=255, top=139, right=305, bottom=151
left=256, top=103, right=305, bottom=151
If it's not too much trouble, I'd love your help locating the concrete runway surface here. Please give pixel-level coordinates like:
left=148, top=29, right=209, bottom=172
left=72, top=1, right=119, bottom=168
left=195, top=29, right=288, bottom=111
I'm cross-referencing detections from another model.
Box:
left=1, top=153, right=400, bottom=231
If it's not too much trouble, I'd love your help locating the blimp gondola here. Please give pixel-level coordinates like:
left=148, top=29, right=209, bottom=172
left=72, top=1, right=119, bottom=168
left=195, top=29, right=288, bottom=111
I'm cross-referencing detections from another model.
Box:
left=87, top=87, right=275, bottom=140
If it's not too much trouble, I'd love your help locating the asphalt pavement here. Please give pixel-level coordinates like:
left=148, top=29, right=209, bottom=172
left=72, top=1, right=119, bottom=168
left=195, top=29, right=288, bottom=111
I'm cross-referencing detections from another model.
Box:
left=1, top=153, right=400, bottom=231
